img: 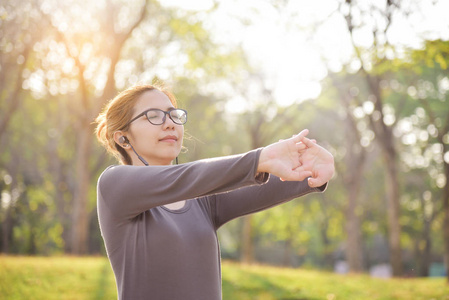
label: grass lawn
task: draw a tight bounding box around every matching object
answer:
[0,255,116,300]
[1,255,448,300]
[222,262,449,300]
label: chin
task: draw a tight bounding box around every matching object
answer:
[164,154,179,164]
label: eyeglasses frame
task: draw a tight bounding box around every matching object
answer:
[124,108,188,127]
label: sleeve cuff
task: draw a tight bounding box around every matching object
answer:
[255,172,270,184]
[315,182,328,192]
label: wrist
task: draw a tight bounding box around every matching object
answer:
[257,147,272,173]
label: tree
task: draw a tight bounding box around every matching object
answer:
[0,0,46,253]
[33,0,240,254]
[396,39,449,280]
[0,0,253,255]
[0,1,37,139]
[235,74,283,264]
[36,0,150,254]
[328,73,368,272]
[335,0,407,276]
[226,73,322,264]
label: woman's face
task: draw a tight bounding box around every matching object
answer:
[126,89,184,166]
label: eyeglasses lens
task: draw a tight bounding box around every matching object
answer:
[146,109,187,125]
[170,110,187,124]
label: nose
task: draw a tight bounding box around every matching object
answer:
[162,113,176,129]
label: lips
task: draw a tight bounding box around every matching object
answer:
[159,135,178,142]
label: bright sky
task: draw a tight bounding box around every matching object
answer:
[161,0,449,110]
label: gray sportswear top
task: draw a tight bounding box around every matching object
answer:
[97,149,326,300]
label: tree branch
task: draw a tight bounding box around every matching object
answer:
[0,47,30,139]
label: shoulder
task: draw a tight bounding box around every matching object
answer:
[97,165,127,188]
[98,165,118,180]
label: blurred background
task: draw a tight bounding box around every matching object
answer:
[1,0,448,280]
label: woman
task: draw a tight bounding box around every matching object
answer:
[95,84,334,300]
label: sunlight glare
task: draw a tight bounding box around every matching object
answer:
[162,0,331,107]
[225,95,248,114]
[161,0,214,11]
[1,191,11,210]
[159,0,449,109]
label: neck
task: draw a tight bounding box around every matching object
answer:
[131,156,177,166]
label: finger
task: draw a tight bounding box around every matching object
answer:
[301,136,317,148]
[296,137,316,147]
[297,170,313,181]
[279,167,312,182]
[292,166,313,181]
[296,138,316,152]
[291,129,309,144]
[296,142,307,151]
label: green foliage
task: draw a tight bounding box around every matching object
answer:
[1,0,449,277]
[0,0,251,255]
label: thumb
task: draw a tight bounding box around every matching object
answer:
[308,177,321,188]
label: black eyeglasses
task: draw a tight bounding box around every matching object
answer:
[125,108,188,127]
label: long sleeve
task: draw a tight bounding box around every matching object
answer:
[209,175,327,229]
[97,149,268,220]
[96,147,328,300]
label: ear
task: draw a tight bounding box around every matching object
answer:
[113,131,128,148]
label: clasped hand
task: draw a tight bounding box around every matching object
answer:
[258,129,335,187]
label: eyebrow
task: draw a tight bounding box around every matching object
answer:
[130,107,176,121]
[144,106,175,111]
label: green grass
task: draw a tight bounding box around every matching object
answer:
[222,262,449,300]
[0,256,116,300]
[1,256,448,300]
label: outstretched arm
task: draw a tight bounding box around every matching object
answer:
[257,129,334,187]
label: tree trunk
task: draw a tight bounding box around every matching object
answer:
[418,84,449,282]
[319,194,333,269]
[340,0,403,276]
[240,215,254,264]
[0,47,29,140]
[1,205,12,253]
[1,164,20,253]
[320,220,333,269]
[54,152,71,252]
[282,238,293,267]
[364,74,403,277]
[334,77,366,273]
[418,220,431,277]
[70,124,93,254]
[443,158,449,283]
[346,183,364,272]
[239,113,268,264]
[383,150,403,276]
[344,116,365,272]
